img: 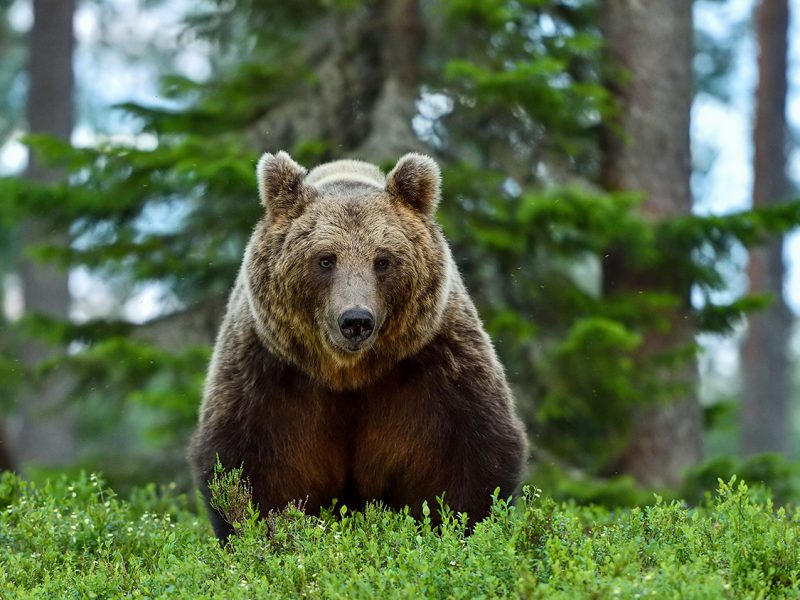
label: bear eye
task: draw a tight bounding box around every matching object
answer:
[375,257,391,272]
[319,254,336,270]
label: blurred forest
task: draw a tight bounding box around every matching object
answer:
[1,0,799,504]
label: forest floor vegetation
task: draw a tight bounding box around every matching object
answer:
[1,470,798,598]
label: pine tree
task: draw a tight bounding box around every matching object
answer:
[742,0,793,456]
[11,0,77,467]
[598,0,701,485]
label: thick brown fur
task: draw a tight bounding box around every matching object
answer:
[188,152,527,541]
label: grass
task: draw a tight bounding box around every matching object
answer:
[1,470,799,598]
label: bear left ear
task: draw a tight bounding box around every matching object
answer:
[256,151,310,218]
[385,153,441,217]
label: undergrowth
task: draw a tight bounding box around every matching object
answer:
[1,470,798,598]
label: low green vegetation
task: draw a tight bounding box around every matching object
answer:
[1,471,798,598]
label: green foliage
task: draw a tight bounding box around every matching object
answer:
[0,133,258,299]
[4,310,210,488]
[682,454,800,506]
[536,318,645,468]
[6,87,800,481]
[208,457,260,538]
[529,461,667,508]
[531,452,800,510]
[435,0,608,172]
[2,471,800,596]
[441,160,800,468]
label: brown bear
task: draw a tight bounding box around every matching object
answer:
[188,151,527,540]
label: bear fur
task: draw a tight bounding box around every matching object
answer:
[188,151,527,540]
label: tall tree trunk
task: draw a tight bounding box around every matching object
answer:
[10,0,77,466]
[354,0,425,160]
[599,0,702,486]
[252,0,425,161]
[742,0,792,456]
[0,2,18,474]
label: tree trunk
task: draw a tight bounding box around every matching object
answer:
[0,4,18,474]
[10,0,77,467]
[251,0,425,162]
[599,0,702,486]
[354,0,425,160]
[741,0,792,456]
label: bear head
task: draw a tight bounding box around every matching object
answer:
[243,151,453,391]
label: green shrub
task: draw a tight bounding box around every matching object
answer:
[527,461,671,509]
[682,453,800,506]
[1,471,799,597]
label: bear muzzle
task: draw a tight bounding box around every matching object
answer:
[338,308,375,344]
[325,305,379,354]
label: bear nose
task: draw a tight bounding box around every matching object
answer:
[338,308,375,342]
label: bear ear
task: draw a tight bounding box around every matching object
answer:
[385,153,441,217]
[256,151,310,217]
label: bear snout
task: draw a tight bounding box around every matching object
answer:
[337,308,375,346]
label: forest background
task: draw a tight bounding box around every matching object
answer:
[1,0,800,507]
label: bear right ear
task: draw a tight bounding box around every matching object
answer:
[386,153,441,217]
[256,151,310,218]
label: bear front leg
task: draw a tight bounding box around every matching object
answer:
[188,432,237,543]
[355,373,527,529]
[434,421,527,527]
[205,495,236,542]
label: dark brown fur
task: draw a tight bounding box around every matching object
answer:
[188,152,527,540]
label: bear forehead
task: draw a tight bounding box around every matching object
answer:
[312,179,385,200]
[283,186,428,251]
[307,183,408,225]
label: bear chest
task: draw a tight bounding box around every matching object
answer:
[247,365,449,511]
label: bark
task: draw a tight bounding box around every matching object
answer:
[600,0,702,486]
[10,0,77,467]
[0,11,15,473]
[251,0,426,162]
[354,0,426,160]
[742,0,792,456]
